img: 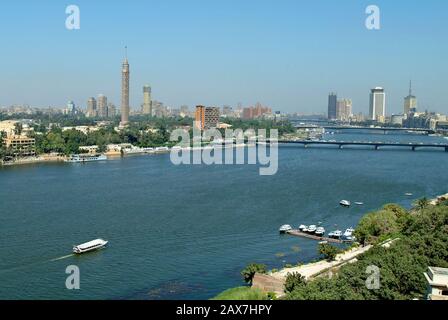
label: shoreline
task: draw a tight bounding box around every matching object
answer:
[0,143,254,168]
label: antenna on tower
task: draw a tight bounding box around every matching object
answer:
[409,80,412,96]
[124,45,128,61]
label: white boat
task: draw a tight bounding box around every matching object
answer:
[355,202,364,205]
[298,224,307,231]
[343,228,355,238]
[405,193,413,196]
[73,238,108,254]
[155,146,169,153]
[315,227,325,236]
[65,154,107,163]
[307,225,317,233]
[143,147,154,153]
[329,230,342,239]
[340,200,351,207]
[279,224,292,234]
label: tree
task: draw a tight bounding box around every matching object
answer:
[241,263,267,285]
[354,210,400,245]
[318,243,341,262]
[414,197,430,211]
[284,272,306,293]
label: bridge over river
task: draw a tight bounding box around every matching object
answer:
[264,140,448,152]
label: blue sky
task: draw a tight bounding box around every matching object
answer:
[0,0,447,114]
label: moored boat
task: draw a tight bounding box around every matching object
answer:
[279,224,292,234]
[307,225,317,234]
[73,238,108,254]
[329,230,342,239]
[315,227,325,236]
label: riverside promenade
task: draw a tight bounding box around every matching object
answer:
[252,239,399,297]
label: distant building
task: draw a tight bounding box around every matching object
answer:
[142,85,152,115]
[424,266,448,300]
[327,93,337,120]
[369,87,386,122]
[336,99,352,122]
[108,103,117,118]
[87,97,97,118]
[242,104,272,120]
[390,114,405,126]
[97,94,108,118]
[404,81,417,115]
[65,101,76,115]
[195,105,220,130]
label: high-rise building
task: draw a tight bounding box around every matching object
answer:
[97,94,108,118]
[336,99,352,121]
[87,97,97,118]
[142,85,152,115]
[404,81,417,115]
[66,101,76,115]
[120,47,130,127]
[328,93,337,120]
[108,103,116,118]
[195,106,220,130]
[369,87,386,121]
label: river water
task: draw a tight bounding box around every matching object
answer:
[0,131,447,299]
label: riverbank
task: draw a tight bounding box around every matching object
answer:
[213,194,448,300]
[0,143,253,167]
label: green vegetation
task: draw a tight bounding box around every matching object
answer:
[286,201,448,300]
[212,287,268,300]
[284,272,306,293]
[212,287,272,301]
[222,119,296,137]
[318,243,341,262]
[241,263,267,285]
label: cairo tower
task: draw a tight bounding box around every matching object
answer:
[120,47,130,127]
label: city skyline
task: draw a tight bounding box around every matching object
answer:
[0,1,447,114]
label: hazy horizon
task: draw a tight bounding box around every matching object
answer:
[1,0,447,115]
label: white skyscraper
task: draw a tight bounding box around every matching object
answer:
[369,87,386,122]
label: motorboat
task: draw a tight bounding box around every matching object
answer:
[329,230,342,239]
[343,228,355,238]
[279,225,292,234]
[315,227,325,236]
[73,239,108,254]
[354,202,364,205]
[298,224,307,231]
[340,200,351,207]
[405,193,413,196]
[307,225,317,234]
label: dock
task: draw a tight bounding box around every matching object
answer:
[286,230,352,244]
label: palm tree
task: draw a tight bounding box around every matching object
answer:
[415,197,430,210]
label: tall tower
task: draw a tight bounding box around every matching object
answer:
[120,46,130,126]
[142,85,152,115]
[404,80,417,115]
[327,93,337,120]
[369,87,386,122]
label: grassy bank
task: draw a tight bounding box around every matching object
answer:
[211,287,268,300]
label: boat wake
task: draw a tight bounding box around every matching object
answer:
[50,254,74,262]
